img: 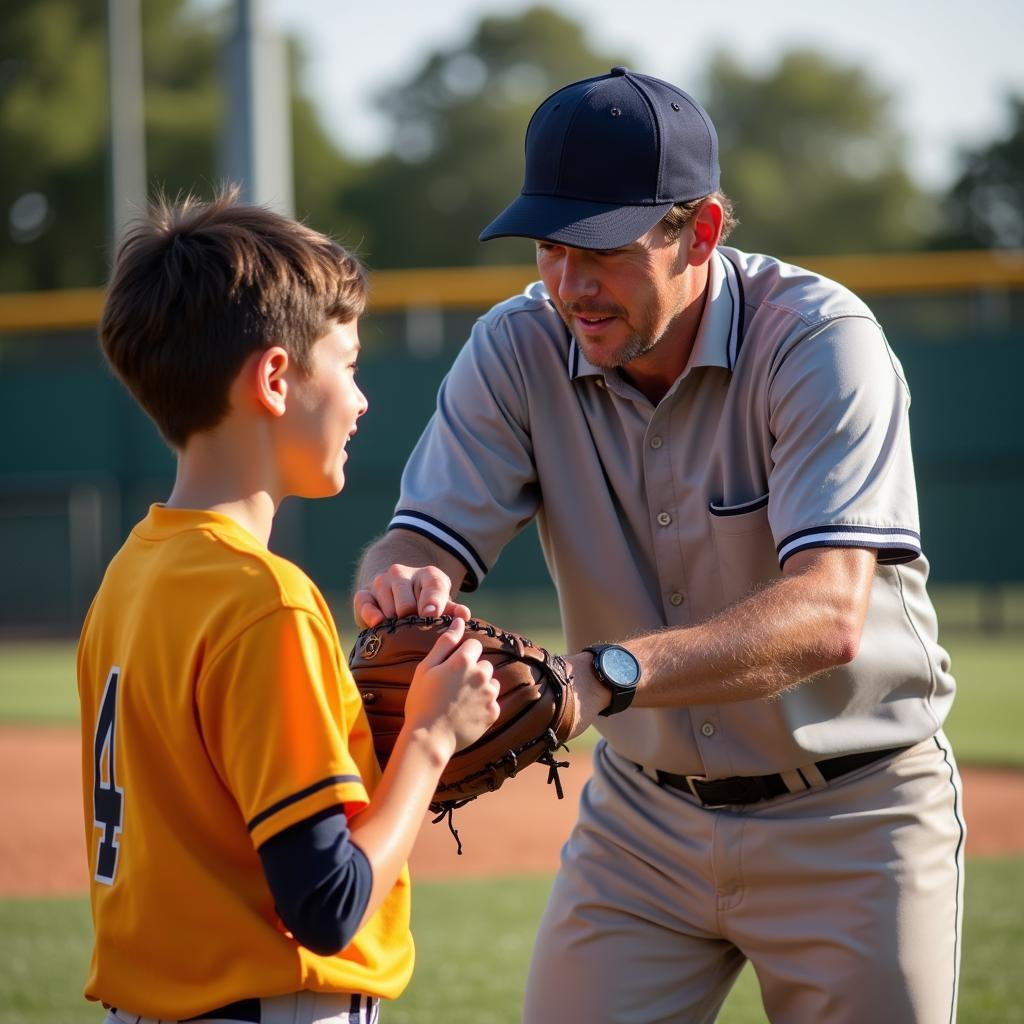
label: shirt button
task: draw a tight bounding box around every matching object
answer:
[650,436,663,449]
[657,511,672,526]
[669,592,684,606]
[701,722,716,738]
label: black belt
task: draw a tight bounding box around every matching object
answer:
[182,1000,261,1022]
[110,1001,261,1024]
[650,745,911,807]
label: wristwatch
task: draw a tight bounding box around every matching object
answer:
[584,644,641,717]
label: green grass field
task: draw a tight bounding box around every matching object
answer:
[4,633,1021,765]
[2,860,1022,1024]
[2,624,1021,1021]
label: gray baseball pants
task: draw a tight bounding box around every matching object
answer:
[524,734,965,1024]
[104,991,379,1024]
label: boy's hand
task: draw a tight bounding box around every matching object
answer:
[403,617,500,758]
[353,563,470,628]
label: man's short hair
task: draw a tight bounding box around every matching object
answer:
[100,185,367,448]
[660,191,738,244]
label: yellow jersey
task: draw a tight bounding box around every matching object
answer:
[77,505,413,1019]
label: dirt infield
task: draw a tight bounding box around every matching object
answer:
[2,726,1021,896]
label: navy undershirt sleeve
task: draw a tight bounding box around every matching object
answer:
[257,806,373,956]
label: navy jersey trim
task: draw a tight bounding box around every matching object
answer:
[777,524,921,568]
[709,493,769,517]
[387,511,487,591]
[721,252,747,367]
[247,775,363,832]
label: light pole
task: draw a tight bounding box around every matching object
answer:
[106,0,147,249]
[222,0,295,215]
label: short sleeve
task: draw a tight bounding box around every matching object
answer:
[766,316,922,567]
[198,608,370,849]
[389,316,541,590]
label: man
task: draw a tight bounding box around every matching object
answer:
[355,68,964,1023]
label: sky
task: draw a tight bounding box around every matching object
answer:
[263,0,1024,191]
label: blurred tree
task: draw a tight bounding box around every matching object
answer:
[701,50,934,257]
[290,36,366,249]
[931,94,1024,250]
[1,0,109,289]
[0,0,358,292]
[339,6,628,268]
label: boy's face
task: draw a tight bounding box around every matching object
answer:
[279,319,367,498]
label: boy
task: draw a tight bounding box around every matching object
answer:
[78,188,499,1024]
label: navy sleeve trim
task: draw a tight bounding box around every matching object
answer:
[247,774,363,832]
[387,510,487,591]
[777,524,921,568]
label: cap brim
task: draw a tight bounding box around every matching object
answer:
[479,194,673,249]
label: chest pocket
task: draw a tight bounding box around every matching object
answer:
[708,495,782,604]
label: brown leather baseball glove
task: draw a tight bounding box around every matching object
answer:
[349,615,576,835]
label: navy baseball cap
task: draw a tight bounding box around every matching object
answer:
[480,67,719,250]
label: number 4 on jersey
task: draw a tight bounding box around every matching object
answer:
[93,667,124,884]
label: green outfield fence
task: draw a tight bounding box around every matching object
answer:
[1,250,1023,634]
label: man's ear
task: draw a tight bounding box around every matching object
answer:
[686,197,724,266]
[254,346,290,417]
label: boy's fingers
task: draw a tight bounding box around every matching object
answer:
[422,616,466,667]
[456,637,483,665]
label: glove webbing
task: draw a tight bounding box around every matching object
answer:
[430,730,571,854]
[431,805,467,856]
[538,729,571,799]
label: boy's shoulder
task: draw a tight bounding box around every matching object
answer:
[115,506,336,637]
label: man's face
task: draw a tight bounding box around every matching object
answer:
[535,224,695,370]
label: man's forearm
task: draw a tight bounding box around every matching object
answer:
[621,547,875,709]
[355,530,467,594]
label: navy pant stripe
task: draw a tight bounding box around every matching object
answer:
[933,733,965,1024]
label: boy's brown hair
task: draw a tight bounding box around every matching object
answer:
[100,186,367,447]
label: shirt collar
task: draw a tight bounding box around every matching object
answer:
[566,248,745,381]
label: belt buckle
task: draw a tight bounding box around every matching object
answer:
[684,774,728,809]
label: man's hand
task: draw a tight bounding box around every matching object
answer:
[353,562,471,628]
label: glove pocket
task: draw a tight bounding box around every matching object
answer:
[354,677,410,715]
[354,678,410,769]
[442,665,560,786]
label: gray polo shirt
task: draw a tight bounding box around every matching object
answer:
[389,246,955,776]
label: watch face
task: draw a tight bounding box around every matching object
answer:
[600,646,640,687]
